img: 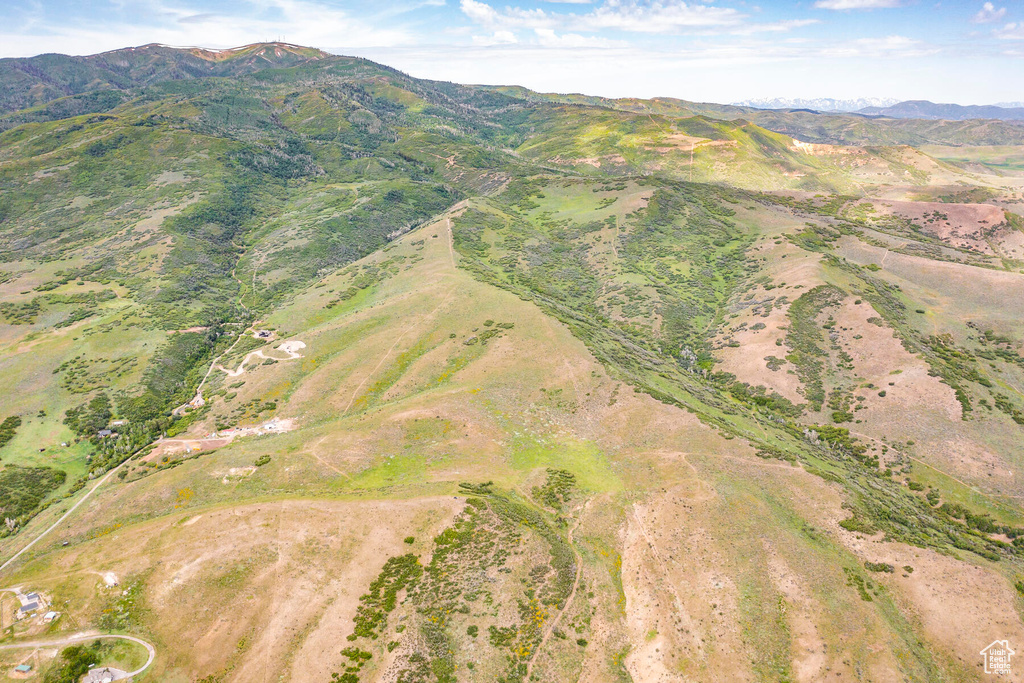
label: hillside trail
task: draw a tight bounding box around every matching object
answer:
[180,329,249,412]
[173,253,257,413]
[525,497,591,681]
[304,434,352,479]
[173,246,285,411]
[627,504,698,656]
[446,216,456,269]
[341,212,460,416]
[848,429,1024,503]
[0,457,134,575]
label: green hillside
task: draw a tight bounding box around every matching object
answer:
[484,86,1024,147]
[1,43,1023,683]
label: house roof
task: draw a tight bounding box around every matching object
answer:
[15,664,31,672]
[20,602,39,612]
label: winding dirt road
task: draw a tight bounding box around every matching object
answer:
[217,340,305,377]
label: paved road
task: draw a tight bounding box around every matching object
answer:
[0,631,155,679]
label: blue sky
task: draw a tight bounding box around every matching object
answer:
[2,0,1022,104]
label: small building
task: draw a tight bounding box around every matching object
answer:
[43,611,59,622]
[17,602,38,617]
[14,664,31,673]
[255,329,272,338]
[98,429,112,437]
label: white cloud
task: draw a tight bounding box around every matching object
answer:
[0,0,412,56]
[472,29,519,45]
[814,0,901,9]
[577,1,746,32]
[972,2,1006,23]
[728,19,820,36]
[460,0,500,25]
[821,34,936,57]
[533,28,625,46]
[353,38,1017,105]
[995,22,1024,39]
[459,0,747,36]
[459,0,554,29]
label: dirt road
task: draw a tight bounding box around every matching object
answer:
[217,339,305,377]
[0,459,129,575]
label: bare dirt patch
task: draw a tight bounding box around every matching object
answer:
[839,529,1024,679]
[832,296,961,422]
[715,235,826,404]
[146,418,297,461]
[837,236,1024,330]
[30,498,463,682]
[864,199,1005,254]
[153,170,188,185]
[790,139,861,157]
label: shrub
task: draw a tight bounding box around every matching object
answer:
[0,415,21,449]
[43,642,101,683]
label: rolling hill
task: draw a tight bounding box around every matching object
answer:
[859,100,1024,122]
[486,87,1024,147]
[0,43,1023,682]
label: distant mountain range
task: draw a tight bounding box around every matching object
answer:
[3,43,1024,149]
[733,97,898,112]
[735,97,1024,122]
[858,100,1024,121]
